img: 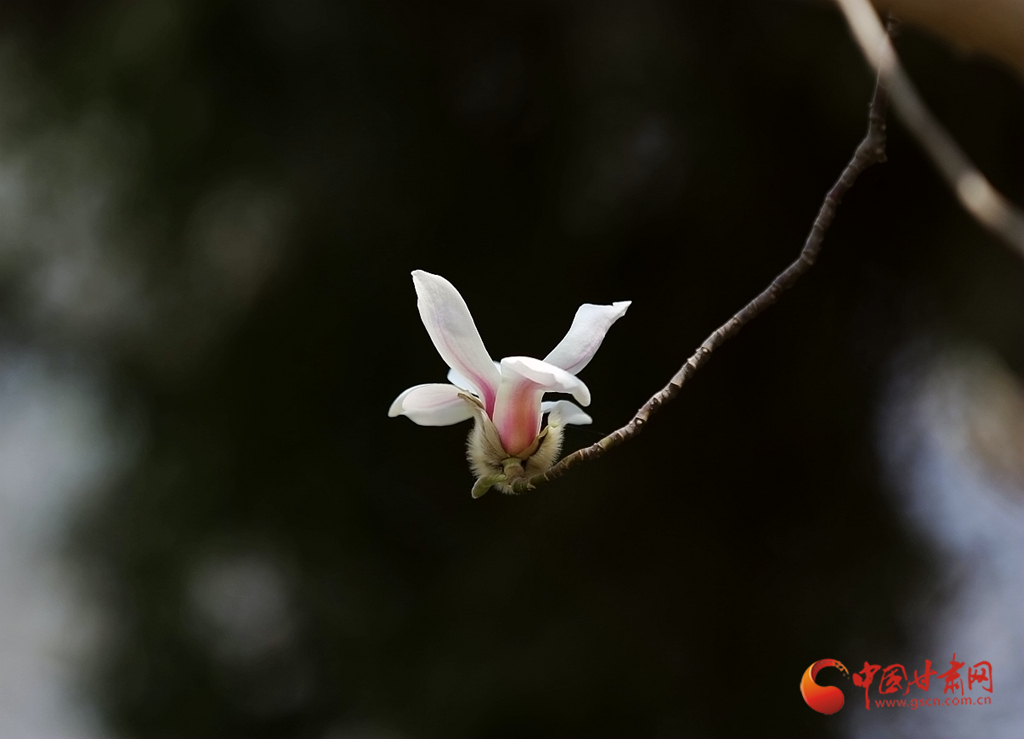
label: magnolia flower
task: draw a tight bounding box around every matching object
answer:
[389,270,630,497]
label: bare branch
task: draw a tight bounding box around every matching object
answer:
[837,0,1024,254]
[510,37,893,494]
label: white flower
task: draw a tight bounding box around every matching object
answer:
[389,270,630,497]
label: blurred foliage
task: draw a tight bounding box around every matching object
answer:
[0,0,1020,736]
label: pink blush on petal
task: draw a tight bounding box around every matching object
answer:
[494,382,542,456]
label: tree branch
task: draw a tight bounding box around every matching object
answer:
[511,35,893,494]
[837,0,1024,254]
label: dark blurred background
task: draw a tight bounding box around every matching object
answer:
[0,1,1019,737]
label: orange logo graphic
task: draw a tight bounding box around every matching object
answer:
[801,659,850,714]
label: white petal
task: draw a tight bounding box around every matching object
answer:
[490,356,591,457]
[544,301,631,375]
[412,270,501,411]
[388,383,476,426]
[541,400,593,426]
[447,361,501,394]
[501,356,591,406]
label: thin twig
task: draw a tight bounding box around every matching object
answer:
[511,39,893,493]
[836,0,1024,254]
